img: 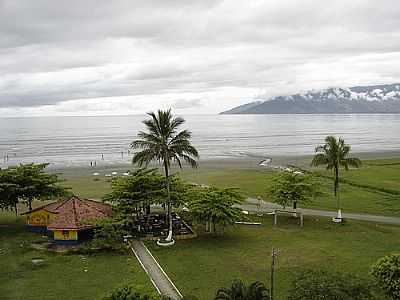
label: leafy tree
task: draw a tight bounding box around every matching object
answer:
[131,109,199,242]
[215,279,270,300]
[287,269,373,300]
[103,168,190,221]
[268,170,320,209]
[103,168,165,218]
[0,168,19,215]
[371,254,400,299]
[0,163,67,211]
[311,136,361,219]
[187,186,244,235]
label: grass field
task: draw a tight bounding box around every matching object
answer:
[148,215,399,300]
[0,211,154,300]
[62,157,400,216]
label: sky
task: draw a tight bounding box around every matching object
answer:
[1,0,400,116]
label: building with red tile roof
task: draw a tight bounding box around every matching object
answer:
[22,196,113,244]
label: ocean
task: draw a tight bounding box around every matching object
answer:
[1,114,399,168]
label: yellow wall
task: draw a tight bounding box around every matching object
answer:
[53,230,78,241]
[26,209,56,226]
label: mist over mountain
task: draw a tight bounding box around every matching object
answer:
[221,83,400,114]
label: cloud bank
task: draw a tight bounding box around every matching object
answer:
[1,0,400,116]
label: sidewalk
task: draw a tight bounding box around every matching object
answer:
[129,240,182,300]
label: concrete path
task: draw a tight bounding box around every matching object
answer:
[129,240,182,300]
[240,198,400,225]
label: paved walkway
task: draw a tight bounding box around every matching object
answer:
[240,198,400,225]
[129,240,182,300]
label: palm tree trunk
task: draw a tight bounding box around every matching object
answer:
[28,198,33,211]
[334,166,341,219]
[164,161,173,242]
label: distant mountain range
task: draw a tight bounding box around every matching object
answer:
[221,83,400,114]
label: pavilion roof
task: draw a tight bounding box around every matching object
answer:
[23,196,113,230]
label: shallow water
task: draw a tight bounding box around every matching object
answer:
[1,114,399,168]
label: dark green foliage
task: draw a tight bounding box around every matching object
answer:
[371,254,400,299]
[103,168,190,220]
[311,136,361,210]
[287,269,374,300]
[0,163,68,211]
[187,186,244,234]
[103,168,165,218]
[90,220,128,250]
[268,170,320,209]
[214,279,270,300]
[101,284,158,300]
[0,170,19,213]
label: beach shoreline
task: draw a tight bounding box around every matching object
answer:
[49,149,400,178]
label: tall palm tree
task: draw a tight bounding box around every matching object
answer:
[131,109,199,242]
[311,136,361,220]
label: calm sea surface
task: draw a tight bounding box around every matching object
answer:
[0,114,399,168]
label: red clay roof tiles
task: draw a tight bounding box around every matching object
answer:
[26,196,113,231]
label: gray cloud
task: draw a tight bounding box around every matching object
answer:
[172,99,203,109]
[1,0,400,115]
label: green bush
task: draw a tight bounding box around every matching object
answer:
[90,222,128,251]
[101,284,158,300]
[287,269,374,300]
[371,254,400,299]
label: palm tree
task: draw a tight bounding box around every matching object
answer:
[131,109,199,242]
[215,279,270,300]
[311,136,361,220]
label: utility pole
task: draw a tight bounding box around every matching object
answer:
[270,248,278,300]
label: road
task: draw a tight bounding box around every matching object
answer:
[240,198,400,225]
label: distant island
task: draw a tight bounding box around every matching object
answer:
[221,83,400,114]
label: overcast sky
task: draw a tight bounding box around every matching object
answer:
[1,0,400,116]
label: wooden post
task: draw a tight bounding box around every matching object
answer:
[274,211,277,226]
[270,248,278,300]
[300,213,303,227]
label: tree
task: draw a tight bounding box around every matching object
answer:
[287,269,373,300]
[215,279,270,300]
[268,170,319,210]
[131,109,199,243]
[103,168,190,222]
[311,136,361,220]
[0,163,67,211]
[103,168,166,218]
[371,254,400,299]
[187,186,244,235]
[0,168,19,215]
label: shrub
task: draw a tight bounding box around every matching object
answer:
[287,269,373,300]
[90,222,128,251]
[215,279,270,300]
[101,284,158,300]
[371,254,400,299]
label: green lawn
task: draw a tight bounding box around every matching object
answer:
[0,211,154,300]
[61,157,400,216]
[148,215,399,300]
